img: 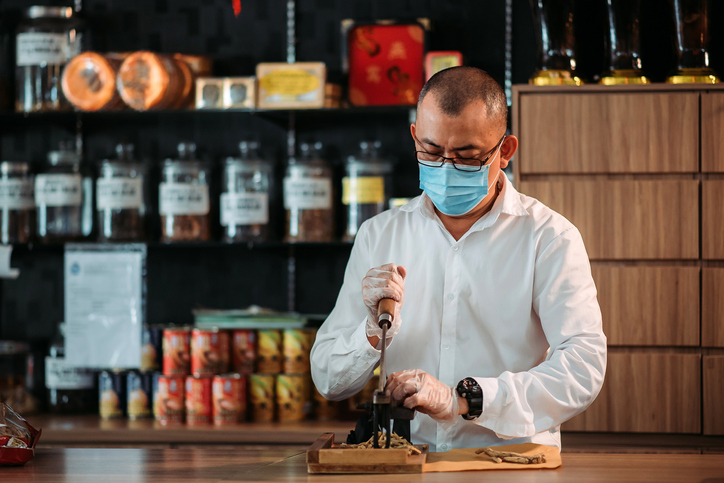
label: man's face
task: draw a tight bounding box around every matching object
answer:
[410,94,517,218]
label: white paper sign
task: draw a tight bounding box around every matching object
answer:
[221,192,268,225]
[45,357,95,389]
[97,178,143,210]
[283,178,332,210]
[35,174,82,207]
[64,246,144,368]
[16,32,68,66]
[0,179,35,210]
[159,183,209,215]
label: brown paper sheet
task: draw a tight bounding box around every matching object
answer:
[423,443,561,473]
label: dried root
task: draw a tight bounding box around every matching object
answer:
[340,432,421,456]
[475,447,546,464]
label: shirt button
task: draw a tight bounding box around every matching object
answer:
[447,293,455,301]
[452,245,459,251]
[440,444,449,451]
[443,344,450,350]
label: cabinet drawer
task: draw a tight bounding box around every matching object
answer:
[592,265,699,346]
[518,93,699,174]
[702,180,724,259]
[704,356,724,435]
[563,353,701,433]
[520,180,699,259]
[702,93,724,173]
[702,268,724,348]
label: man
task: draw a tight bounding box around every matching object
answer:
[310,66,606,451]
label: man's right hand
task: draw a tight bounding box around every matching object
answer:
[362,263,407,347]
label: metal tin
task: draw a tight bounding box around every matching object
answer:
[231,329,256,375]
[256,330,282,374]
[141,325,163,372]
[153,374,185,424]
[212,373,245,425]
[162,327,190,376]
[99,370,125,419]
[276,374,305,422]
[248,374,275,422]
[185,375,212,425]
[126,370,152,420]
[282,329,310,374]
[191,328,227,377]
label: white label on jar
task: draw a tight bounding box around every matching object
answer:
[45,357,95,390]
[35,174,82,207]
[159,183,209,215]
[0,179,35,210]
[283,178,332,210]
[221,192,268,226]
[16,32,68,66]
[96,178,143,210]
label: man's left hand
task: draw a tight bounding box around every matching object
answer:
[386,369,460,423]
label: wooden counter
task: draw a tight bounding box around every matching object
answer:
[4,448,724,482]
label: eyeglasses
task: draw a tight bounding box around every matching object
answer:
[415,134,506,172]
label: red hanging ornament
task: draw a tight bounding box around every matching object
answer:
[232,0,241,17]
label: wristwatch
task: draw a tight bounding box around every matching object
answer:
[456,377,483,420]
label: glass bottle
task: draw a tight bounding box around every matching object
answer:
[222,141,273,243]
[45,323,97,414]
[528,0,583,86]
[600,0,650,85]
[159,142,212,242]
[15,6,83,112]
[36,143,92,242]
[284,142,334,243]
[0,161,35,244]
[343,141,392,241]
[667,0,720,84]
[96,144,148,242]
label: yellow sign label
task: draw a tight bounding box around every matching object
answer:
[259,69,320,97]
[342,176,384,205]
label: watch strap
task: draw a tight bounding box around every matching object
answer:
[456,377,483,420]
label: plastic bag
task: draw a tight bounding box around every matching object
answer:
[0,402,41,466]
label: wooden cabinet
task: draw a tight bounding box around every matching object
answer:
[703,356,724,435]
[702,180,724,260]
[702,93,724,173]
[519,180,699,260]
[562,353,701,433]
[592,266,699,346]
[518,93,699,174]
[702,268,724,348]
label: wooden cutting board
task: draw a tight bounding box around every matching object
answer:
[306,433,428,474]
[423,443,562,472]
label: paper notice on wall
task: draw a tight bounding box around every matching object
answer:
[64,244,145,369]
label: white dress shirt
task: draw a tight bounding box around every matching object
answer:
[310,174,607,451]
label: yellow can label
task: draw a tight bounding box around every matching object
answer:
[259,69,320,97]
[342,176,384,205]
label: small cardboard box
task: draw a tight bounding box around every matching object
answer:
[195,77,224,109]
[223,77,256,109]
[256,62,326,109]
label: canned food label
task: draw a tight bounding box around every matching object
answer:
[35,174,82,207]
[97,178,143,210]
[159,183,209,215]
[0,179,34,210]
[44,357,94,390]
[220,192,268,226]
[16,32,69,66]
[342,176,384,205]
[283,178,332,210]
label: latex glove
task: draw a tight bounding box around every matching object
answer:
[386,369,459,423]
[362,263,407,340]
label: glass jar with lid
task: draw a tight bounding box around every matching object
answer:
[343,141,392,241]
[221,141,273,243]
[16,6,83,112]
[46,323,97,414]
[35,143,93,242]
[0,161,35,244]
[159,142,211,242]
[96,143,148,242]
[284,142,334,242]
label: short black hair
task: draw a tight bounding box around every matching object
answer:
[417,66,507,132]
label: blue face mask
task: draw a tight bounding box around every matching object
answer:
[418,145,502,216]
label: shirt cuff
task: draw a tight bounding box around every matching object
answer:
[355,316,383,360]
